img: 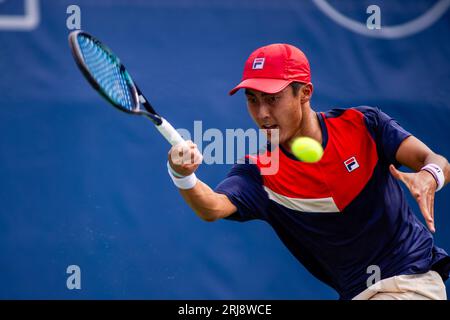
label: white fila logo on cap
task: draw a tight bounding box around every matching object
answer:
[252,58,265,69]
[344,156,359,172]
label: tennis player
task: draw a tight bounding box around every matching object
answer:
[167,43,450,300]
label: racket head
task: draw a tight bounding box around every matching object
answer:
[69,30,142,115]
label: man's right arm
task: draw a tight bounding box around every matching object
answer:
[168,141,237,222]
[178,180,237,222]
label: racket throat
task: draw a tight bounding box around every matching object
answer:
[138,95,147,104]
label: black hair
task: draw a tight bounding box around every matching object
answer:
[290,82,304,97]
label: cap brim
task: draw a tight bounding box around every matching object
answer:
[229,78,292,96]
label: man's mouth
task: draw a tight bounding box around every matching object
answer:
[262,124,279,130]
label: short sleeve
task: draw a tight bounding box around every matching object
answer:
[214,163,269,222]
[355,106,411,167]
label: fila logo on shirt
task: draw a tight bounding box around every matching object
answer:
[252,58,265,69]
[344,156,360,172]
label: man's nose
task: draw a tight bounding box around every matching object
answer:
[257,103,271,120]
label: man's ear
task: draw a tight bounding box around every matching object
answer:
[301,83,314,103]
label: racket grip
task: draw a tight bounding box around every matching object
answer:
[156,117,186,146]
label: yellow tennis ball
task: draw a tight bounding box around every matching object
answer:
[291,137,323,163]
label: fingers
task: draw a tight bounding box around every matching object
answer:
[416,189,436,233]
[392,166,437,233]
[414,171,437,233]
[183,141,203,165]
[389,164,404,183]
[390,164,412,190]
[189,141,203,165]
[416,194,435,233]
[168,140,203,176]
[430,192,435,233]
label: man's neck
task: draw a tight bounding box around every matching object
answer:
[282,105,323,152]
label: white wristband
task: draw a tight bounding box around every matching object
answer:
[167,161,198,190]
[421,163,445,192]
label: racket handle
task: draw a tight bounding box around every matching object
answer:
[156,117,186,146]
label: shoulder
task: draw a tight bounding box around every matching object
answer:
[324,105,381,119]
[323,106,392,130]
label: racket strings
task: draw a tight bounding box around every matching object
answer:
[78,35,134,110]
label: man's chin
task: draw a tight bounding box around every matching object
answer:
[263,129,281,144]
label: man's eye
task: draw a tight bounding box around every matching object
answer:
[247,97,256,103]
[267,96,279,104]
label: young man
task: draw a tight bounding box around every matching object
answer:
[167,44,450,300]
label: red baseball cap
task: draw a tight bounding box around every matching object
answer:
[229,43,311,95]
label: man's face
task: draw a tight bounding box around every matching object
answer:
[245,86,302,145]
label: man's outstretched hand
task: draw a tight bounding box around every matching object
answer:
[389,164,437,233]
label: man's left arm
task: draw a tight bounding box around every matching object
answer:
[389,135,450,233]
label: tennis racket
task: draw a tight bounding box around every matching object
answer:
[68,30,186,147]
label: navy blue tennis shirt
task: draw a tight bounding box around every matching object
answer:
[214,106,450,300]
